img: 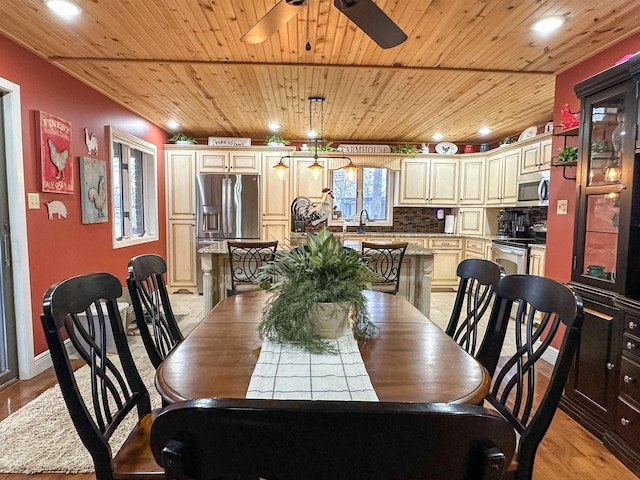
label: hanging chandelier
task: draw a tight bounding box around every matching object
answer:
[273,157,289,180]
[307,96,325,180]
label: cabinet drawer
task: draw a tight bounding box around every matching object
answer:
[429,238,462,249]
[626,315,640,334]
[623,333,640,357]
[620,355,640,402]
[615,398,640,448]
[465,239,484,253]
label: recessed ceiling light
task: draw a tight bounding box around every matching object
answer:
[531,16,565,33]
[268,122,280,131]
[167,121,180,129]
[45,0,82,17]
[432,133,444,141]
[478,127,492,135]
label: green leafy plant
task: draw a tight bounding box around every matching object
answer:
[557,146,578,163]
[257,228,378,353]
[499,137,516,146]
[591,139,611,153]
[391,144,420,154]
[310,140,336,152]
[265,134,290,145]
[168,133,197,144]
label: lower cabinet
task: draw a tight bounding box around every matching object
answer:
[167,220,197,290]
[428,237,462,289]
[527,245,546,276]
[262,221,289,245]
[464,238,485,260]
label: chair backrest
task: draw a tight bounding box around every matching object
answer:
[483,274,584,480]
[445,259,505,366]
[227,240,278,295]
[41,272,151,480]
[127,254,183,369]
[361,241,409,293]
[151,398,516,480]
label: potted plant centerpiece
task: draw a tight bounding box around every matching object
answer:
[265,134,290,147]
[257,228,378,353]
[169,133,197,145]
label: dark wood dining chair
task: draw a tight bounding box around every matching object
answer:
[127,254,183,369]
[227,240,278,296]
[482,274,584,480]
[361,241,409,294]
[445,258,505,369]
[41,272,163,480]
[151,398,516,480]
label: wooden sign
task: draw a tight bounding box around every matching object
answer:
[337,144,391,153]
[38,111,73,194]
[208,137,252,147]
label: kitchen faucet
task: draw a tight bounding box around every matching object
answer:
[357,209,369,234]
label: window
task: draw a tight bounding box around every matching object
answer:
[109,127,158,248]
[331,167,393,226]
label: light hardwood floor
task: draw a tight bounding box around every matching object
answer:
[0,292,637,480]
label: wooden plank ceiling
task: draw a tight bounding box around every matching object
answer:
[1,0,639,144]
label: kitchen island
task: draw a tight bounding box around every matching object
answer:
[198,240,435,316]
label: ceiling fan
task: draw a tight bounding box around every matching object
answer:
[241,0,407,49]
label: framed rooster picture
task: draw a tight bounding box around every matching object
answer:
[79,157,108,224]
[37,111,73,194]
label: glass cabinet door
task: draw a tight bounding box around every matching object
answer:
[574,77,635,292]
[587,94,626,186]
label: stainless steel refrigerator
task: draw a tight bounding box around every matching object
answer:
[195,173,260,293]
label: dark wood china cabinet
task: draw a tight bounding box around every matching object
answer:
[561,52,640,476]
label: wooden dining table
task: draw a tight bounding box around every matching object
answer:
[155,290,491,405]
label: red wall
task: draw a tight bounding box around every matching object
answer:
[0,34,168,356]
[547,34,640,348]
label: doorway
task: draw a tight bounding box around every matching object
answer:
[0,92,18,386]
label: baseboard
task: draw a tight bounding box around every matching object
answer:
[32,339,76,377]
[540,343,559,365]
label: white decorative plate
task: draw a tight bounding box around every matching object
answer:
[518,126,538,141]
[435,142,458,154]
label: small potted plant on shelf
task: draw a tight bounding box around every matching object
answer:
[257,228,379,354]
[557,146,578,163]
[391,144,421,154]
[499,137,516,147]
[265,134,290,147]
[168,133,197,145]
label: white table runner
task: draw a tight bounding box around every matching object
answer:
[246,333,378,401]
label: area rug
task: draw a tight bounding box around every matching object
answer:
[0,355,159,474]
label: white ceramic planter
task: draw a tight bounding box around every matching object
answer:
[310,302,351,338]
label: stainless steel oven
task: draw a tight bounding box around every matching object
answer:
[491,240,529,275]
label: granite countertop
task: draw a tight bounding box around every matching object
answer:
[198,239,435,255]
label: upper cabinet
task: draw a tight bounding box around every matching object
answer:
[459,156,485,205]
[485,149,519,206]
[397,157,458,206]
[166,150,196,220]
[292,157,327,203]
[520,137,552,175]
[198,149,261,173]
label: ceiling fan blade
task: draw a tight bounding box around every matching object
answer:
[334,0,407,49]
[241,0,307,44]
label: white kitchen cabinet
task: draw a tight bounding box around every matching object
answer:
[459,156,485,205]
[262,221,289,245]
[528,245,546,277]
[485,150,518,206]
[167,220,197,289]
[465,238,485,260]
[262,153,291,220]
[165,150,197,290]
[292,157,327,203]
[457,208,486,235]
[198,150,261,173]
[166,150,196,220]
[428,237,463,289]
[397,159,430,205]
[397,158,457,206]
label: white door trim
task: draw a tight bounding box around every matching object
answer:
[1,76,36,379]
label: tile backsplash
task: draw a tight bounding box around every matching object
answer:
[329,207,447,234]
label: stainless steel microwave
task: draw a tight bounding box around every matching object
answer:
[516,171,549,207]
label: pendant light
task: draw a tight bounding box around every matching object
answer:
[343,157,357,181]
[307,97,325,180]
[273,157,289,180]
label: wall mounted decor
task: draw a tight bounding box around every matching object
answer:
[79,156,108,224]
[46,200,68,219]
[84,128,98,155]
[37,111,73,194]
